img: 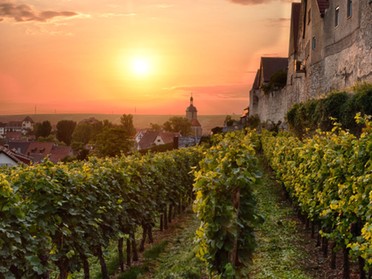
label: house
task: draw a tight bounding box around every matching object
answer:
[288,0,372,101]
[136,130,180,151]
[0,122,6,137]
[22,116,34,131]
[0,146,32,166]
[248,0,372,125]
[7,141,72,163]
[249,57,288,123]
[0,116,34,137]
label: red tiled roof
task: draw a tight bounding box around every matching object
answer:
[7,141,31,154]
[190,118,201,127]
[317,0,329,16]
[49,146,72,163]
[138,131,179,150]
[260,57,288,83]
[0,146,32,165]
[159,132,180,144]
[5,132,23,140]
[26,142,54,157]
[138,131,159,150]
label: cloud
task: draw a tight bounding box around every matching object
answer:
[0,1,78,22]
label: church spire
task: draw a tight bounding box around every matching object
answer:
[190,93,193,105]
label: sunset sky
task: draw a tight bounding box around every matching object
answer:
[0,0,293,115]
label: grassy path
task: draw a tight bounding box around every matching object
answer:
[248,160,315,278]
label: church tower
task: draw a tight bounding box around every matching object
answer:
[186,95,197,121]
[185,94,202,137]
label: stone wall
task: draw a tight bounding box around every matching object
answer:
[251,88,288,124]
[250,1,372,125]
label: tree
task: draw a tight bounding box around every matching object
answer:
[93,127,134,157]
[163,116,192,136]
[120,114,136,137]
[93,115,136,157]
[56,120,76,145]
[149,123,162,132]
[34,121,52,138]
[71,118,103,159]
[224,115,234,127]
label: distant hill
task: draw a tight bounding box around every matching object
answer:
[0,114,238,135]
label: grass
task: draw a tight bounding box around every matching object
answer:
[116,209,206,279]
[248,157,313,279]
[147,212,205,279]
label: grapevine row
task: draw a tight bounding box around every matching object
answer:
[261,115,372,277]
[0,147,202,279]
[193,130,263,278]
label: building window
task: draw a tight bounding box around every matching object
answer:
[347,0,352,18]
[312,36,316,50]
[335,6,340,27]
[308,9,311,24]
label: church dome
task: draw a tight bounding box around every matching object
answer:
[186,104,197,113]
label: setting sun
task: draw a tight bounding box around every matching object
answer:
[130,57,151,77]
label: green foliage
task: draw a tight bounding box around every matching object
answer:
[286,83,372,137]
[56,120,77,146]
[262,70,287,94]
[261,115,372,270]
[224,115,234,127]
[245,114,260,129]
[93,126,134,157]
[71,118,103,158]
[149,123,162,132]
[120,114,136,137]
[316,91,349,130]
[144,212,206,278]
[193,130,263,277]
[163,116,191,136]
[0,147,202,278]
[34,120,52,138]
[143,241,168,260]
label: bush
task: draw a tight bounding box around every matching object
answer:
[286,83,372,137]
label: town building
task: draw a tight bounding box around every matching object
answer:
[6,141,72,164]
[249,0,372,124]
[0,146,32,166]
[135,130,180,151]
[0,116,34,138]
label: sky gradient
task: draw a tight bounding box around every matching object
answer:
[0,0,293,115]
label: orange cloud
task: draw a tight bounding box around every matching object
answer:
[0,1,78,22]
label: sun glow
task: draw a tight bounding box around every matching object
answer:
[130,57,151,77]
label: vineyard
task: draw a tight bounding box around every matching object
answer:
[262,115,372,278]
[0,148,201,279]
[1,116,372,278]
[193,131,263,278]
